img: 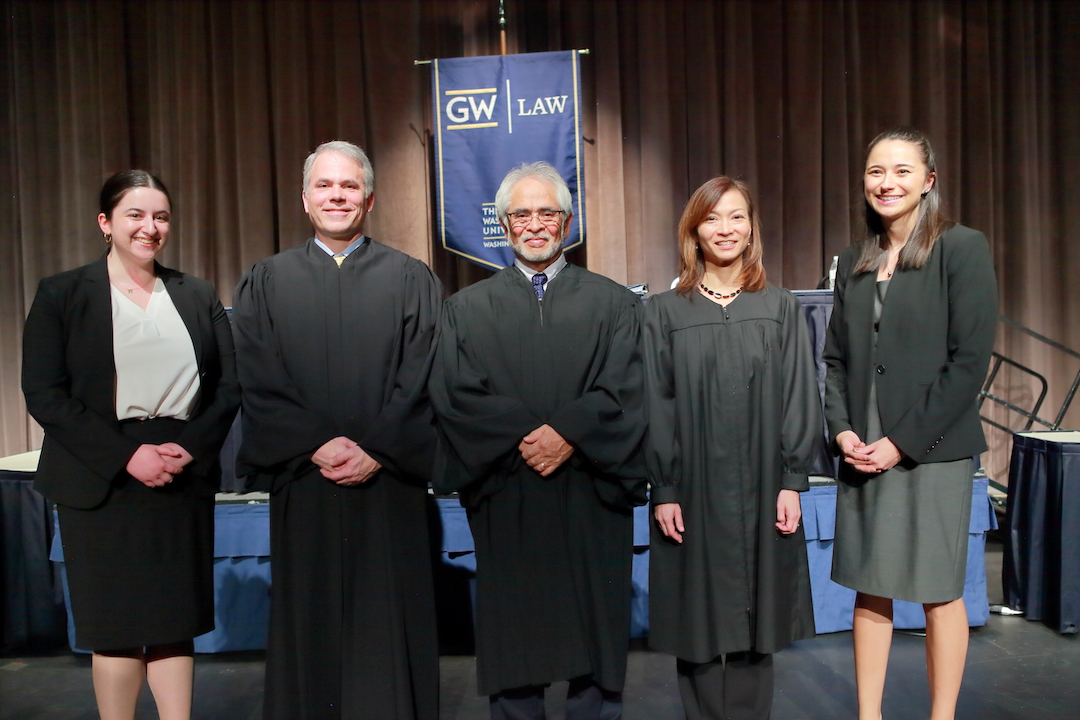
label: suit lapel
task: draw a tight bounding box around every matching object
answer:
[845,267,878,341]
[162,268,205,370]
[82,257,119,407]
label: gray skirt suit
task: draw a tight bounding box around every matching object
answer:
[823,225,997,603]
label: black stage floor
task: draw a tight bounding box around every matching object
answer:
[3,536,1077,720]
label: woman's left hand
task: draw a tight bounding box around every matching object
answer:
[156,442,194,474]
[848,436,903,474]
[776,489,802,534]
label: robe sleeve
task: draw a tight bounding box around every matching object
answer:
[778,291,824,492]
[353,259,443,484]
[885,230,997,458]
[175,280,241,479]
[545,290,647,485]
[22,277,139,482]
[641,295,681,505]
[823,249,855,444]
[232,259,337,485]
[429,297,545,492]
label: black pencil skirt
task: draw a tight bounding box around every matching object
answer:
[57,417,214,651]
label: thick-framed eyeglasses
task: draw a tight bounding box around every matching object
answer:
[508,209,565,227]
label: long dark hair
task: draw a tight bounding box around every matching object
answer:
[675,176,766,296]
[99,170,172,219]
[853,127,952,274]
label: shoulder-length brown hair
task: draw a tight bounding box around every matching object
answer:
[675,176,766,297]
[853,126,953,274]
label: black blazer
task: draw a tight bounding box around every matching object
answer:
[823,224,997,463]
[22,254,240,509]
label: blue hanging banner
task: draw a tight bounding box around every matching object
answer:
[432,50,585,270]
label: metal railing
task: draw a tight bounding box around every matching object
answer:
[979,315,1080,432]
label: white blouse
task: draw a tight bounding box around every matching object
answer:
[112,280,201,421]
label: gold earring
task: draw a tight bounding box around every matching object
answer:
[104,233,112,243]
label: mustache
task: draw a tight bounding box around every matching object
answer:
[519,232,556,242]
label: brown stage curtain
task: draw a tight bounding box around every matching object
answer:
[2,0,1078,483]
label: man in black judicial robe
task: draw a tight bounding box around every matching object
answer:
[430,162,647,720]
[233,141,441,720]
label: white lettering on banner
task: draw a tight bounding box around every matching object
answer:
[481,204,505,239]
[468,95,497,121]
[544,96,568,113]
[444,89,499,129]
[482,240,510,248]
[446,97,470,124]
[516,95,569,116]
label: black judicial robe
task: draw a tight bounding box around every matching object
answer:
[232,238,441,720]
[643,286,820,663]
[430,263,648,696]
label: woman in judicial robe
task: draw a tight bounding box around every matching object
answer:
[22,170,239,720]
[644,176,821,720]
[823,127,997,720]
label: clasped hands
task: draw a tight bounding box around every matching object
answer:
[126,442,193,488]
[836,430,902,474]
[312,436,382,486]
[519,423,573,478]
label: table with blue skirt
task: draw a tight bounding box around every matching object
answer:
[38,474,994,653]
[0,452,66,651]
[437,479,994,639]
[1003,430,1080,634]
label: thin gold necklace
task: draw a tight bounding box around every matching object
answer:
[113,275,156,295]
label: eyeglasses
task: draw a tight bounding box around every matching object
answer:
[508,209,565,227]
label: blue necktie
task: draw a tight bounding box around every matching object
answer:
[532,272,547,300]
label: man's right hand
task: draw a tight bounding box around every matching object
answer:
[313,437,358,470]
[313,436,382,486]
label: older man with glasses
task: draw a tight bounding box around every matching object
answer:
[431,161,648,720]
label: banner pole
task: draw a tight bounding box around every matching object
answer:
[499,0,507,56]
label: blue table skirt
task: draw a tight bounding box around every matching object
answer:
[1004,431,1080,634]
[51,481,992,653]
[1,470,66,651]
[440,480,993,638]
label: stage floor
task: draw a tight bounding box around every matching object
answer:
[3,537,1078,720]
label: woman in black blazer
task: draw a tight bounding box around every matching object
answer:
[22,171,239,720]
[823,127,996,720]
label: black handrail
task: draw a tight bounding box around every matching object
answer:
[979,315,1079,432]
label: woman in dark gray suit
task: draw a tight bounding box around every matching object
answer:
[22,171,239,720]
[823,127,996,720]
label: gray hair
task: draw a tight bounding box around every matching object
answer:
[302,140,374,197]
[494,161,573,228]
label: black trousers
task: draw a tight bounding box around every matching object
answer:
[489,675,623,720]
[676,651,773,720]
